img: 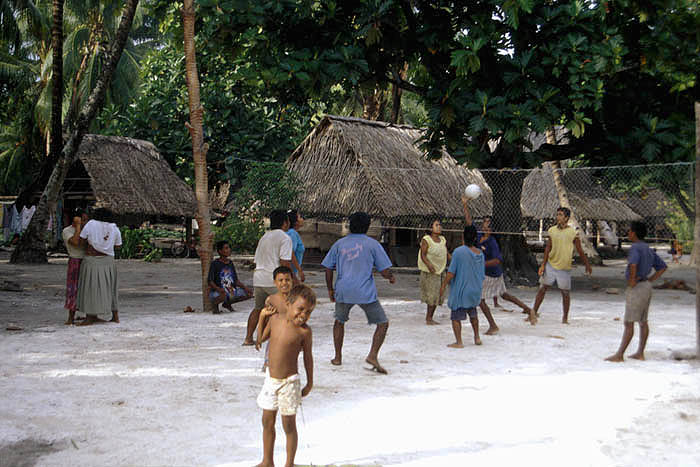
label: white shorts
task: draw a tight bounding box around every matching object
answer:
[481,275,507,300]
[257,371,302,416]
[540,263,571,291]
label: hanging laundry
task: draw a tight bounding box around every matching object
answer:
[20,205,36,231]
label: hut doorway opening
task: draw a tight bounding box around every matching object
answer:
[389,227,418,267]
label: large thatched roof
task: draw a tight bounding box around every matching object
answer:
[521,164,641,222]
[617,188,671,219]
[287,115,492,226]
[76,135,196,217]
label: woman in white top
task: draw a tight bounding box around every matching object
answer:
[76,208,122,325]
[417,219,450,325]
[61,208,89,324]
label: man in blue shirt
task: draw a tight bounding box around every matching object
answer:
[439,225,485,347]
[606,221,667,362]
[322,212,395,374]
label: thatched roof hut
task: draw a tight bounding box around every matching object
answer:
[521,164,641,222]
[617,188,672,220]
[65,135,196,217]
[287,115,492,226]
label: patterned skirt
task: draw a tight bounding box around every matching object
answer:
[420,271,446,306]
[64,258,82,311]
[481,275,507,300]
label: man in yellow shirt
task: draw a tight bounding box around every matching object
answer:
[531,207,592,324]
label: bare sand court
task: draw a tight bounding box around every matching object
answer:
[1,253,699,466]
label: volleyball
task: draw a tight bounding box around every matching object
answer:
[464,184,482,199]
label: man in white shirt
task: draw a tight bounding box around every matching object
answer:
[243,210,293,345]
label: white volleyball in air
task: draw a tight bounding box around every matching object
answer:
[464,184,482,200]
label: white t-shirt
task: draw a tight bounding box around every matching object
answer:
[79,220,122,256]
[62,225,86,259]
[253,229,293,287]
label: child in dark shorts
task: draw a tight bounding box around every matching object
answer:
[440,225,485,347]
[207,241,251,313]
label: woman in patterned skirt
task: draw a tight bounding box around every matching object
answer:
[418,219,450,325]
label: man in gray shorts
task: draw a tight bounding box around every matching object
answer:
[606,221,666,362]
[322,212,395,374]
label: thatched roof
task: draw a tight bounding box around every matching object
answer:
[287,115,492,226]
[617,188,672,219]
[521,164,641,222]
[76,135,196,217]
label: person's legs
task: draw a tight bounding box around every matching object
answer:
[629,321,649,360]
[65,309,76,325]
[244,308,262,345]
[449,319,463,348]
[281,415,298,467]
[332,320,344,365]
[426,305,438,325]
[479,299,498,335]
[561,290,571,324]
[257,409,277,467]
[76,314,106,326]
[110,309,119,323]
[469,315,481,345]
[493,296,500,308]
[502,291,531,313]
[530,285,548,324]
[366,322,389,373]
[606,322,635,362]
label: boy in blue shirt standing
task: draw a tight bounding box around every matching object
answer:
[606,221,667,362]
[322,212,395,374]
[439,225,485,347]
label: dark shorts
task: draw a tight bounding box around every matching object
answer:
[334,301,388,325]
[451,307,477,321]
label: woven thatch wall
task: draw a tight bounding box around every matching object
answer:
[521,164,641,221]
[287,115,492,226]
[77,135,196,217]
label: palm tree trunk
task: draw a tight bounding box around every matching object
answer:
[49,0,64,164]
[183,0,214,313]
[692,101,699,357]
[11,0,141,263]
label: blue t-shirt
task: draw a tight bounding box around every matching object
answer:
[286,228,305,274]
[447,245,485,310]
[626,241,666,281]
[321,234,392,304]
[479,236,503,278]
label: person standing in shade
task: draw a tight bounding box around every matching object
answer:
[243,210,293,345]
[418,219,449,325]
[286,210,306,283]
[76,208,122,325]
[62,208,89,324]
[322,212,395,374]
[531,207,592,324]
[606,221,666,362]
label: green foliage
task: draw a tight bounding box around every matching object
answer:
[663,192,694,252]
[143,247,163,262]
[118,227,180,260]
[214,162,300,253]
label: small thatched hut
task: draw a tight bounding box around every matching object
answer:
[286,115,492,264]
[618,188,674,240]
[520,164,641,222]
[520,164,641,243]
[62,135,196,221]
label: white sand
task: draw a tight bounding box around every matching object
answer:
[1,254,698,466]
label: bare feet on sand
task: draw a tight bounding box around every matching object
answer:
[605,354,624,362]
[528,310,538,325]
[629,353,645,360]
[485,327,499,335]
[330,357,342,366]
[474,337,482,345]
[76,315,106,326]
[242,340,254,346]
[254,462,273,467]
[365,357,387,374]
[447,342,464,348]
[425,319,440,325]
[222,302,234,312]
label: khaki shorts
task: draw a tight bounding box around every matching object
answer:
[624,280,652,322]
[257,371,302,416]
[420,271,445,306]
[254,286,278,310]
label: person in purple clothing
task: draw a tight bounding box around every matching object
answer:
[606,221,667,362]
[322,212,395,374]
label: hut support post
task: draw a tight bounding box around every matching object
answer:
[695,101,699,356]
[539,219,543,242]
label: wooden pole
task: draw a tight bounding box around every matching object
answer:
[695,101,699,356]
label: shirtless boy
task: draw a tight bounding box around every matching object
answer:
[255,284,315,467]
[256,266,293,372]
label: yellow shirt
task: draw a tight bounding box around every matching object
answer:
[417,235,447,274]
[547,225,578,270]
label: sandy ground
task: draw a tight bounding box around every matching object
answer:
[1,251,699,467]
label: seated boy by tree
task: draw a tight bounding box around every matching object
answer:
[207,240,251,314]
[254,284,316,467]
